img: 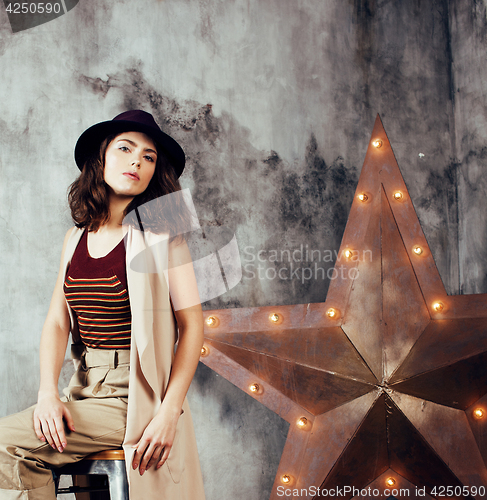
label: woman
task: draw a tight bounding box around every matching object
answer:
[0,110,206,499]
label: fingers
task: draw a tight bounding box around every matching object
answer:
[138,442,157,474]
[156,446,171,470]
[63,407,76,433]
[54,416,68,451]
[33,415,45,442]
[131,413,179,475]
[131,439,147,472]
[33,402,75,452]
[146,445,164,470]
[142,443,168,474]
[132,440,168,475]
[44,417,66,452]
[38,418,56,449]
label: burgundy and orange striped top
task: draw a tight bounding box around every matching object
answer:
[63,230,131,349]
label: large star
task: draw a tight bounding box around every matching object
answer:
[199,116,487,499]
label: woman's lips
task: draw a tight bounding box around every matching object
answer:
[123,172,140,181]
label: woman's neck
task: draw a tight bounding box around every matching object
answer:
[104,193,134,229]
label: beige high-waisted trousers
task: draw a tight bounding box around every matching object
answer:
[0,347,130,500]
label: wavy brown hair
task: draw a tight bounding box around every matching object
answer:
[68,132,192,240]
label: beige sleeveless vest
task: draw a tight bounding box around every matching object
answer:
[63,226,206,500]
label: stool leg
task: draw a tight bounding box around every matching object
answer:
[51,470,60,496]
[72,475,92,500]
[105,461,129,500]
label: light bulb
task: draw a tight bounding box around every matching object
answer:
[413,245,423,255]
[249,383,260,393]
[344,249,354,259]
[372,139,382,148]
[205,316,219,327]
[474,408,484,419]
[393,191,403,201]
[433,302,444,312]
[281,474,291,484]
[326,308,338,319]
[386,477,396,487]
[200,346,209,357]
[269,313,280,323]
[297,417,308,428]
[358,193,368,202]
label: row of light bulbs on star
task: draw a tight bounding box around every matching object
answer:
[203,316,486,418]
[358,187,406,203]
[280,474,398,486]
[358,181,447,315]
[202,313,310,433]
[277,408,485,486]
[200,333,311,430]
[202,315,487,423]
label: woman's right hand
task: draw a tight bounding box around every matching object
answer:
[33,393,76,453]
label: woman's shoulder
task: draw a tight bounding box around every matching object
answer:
[60,226,84,258]
[63,226,83,243]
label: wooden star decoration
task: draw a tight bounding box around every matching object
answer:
[199,115,487,499]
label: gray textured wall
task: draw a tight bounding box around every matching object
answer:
[0,0,486,499]
[450,0,487,294]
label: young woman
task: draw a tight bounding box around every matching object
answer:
[0,110,206,499]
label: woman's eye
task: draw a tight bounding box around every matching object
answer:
[119,146,130,152]
[144,155,155,162]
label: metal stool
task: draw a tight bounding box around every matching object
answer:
[53,449,128,499]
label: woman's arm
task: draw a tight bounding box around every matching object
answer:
[132,237,204,475]
[33,228,76,452]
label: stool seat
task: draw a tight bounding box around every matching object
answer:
[85,449,125,460]
[53,448,128,499]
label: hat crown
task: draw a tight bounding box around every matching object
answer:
[113,110,159,129]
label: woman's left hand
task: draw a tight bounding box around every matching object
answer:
[131,405,181,475]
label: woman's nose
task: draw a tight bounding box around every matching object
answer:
[132,158,141,168]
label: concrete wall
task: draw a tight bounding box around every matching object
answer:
[0,0,485,498]
[450,0,487,294]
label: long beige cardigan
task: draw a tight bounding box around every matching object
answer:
[63,226,206,500]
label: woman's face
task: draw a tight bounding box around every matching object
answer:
[104,131,157,199]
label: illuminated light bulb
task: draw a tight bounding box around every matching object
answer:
[386,477,396,487]
[358,193,368,202]
[372,139,383,148]
[326,308,338,319]
[433,302,444,312]
[473,408,484,419]
[269,313,280,323]
[249,383,261,394]
[281,475,291,484]
[393,191,403,201]
[205,316,219,327]
[344,249,354,259]
[297,417,308,428]
[413,245,423,255]
[200,346,209,357]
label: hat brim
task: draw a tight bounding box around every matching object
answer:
[74,120,185,178]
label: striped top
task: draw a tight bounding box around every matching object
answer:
[63,230,131,349]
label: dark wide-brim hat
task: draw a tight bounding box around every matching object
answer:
[74,110,185,178]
